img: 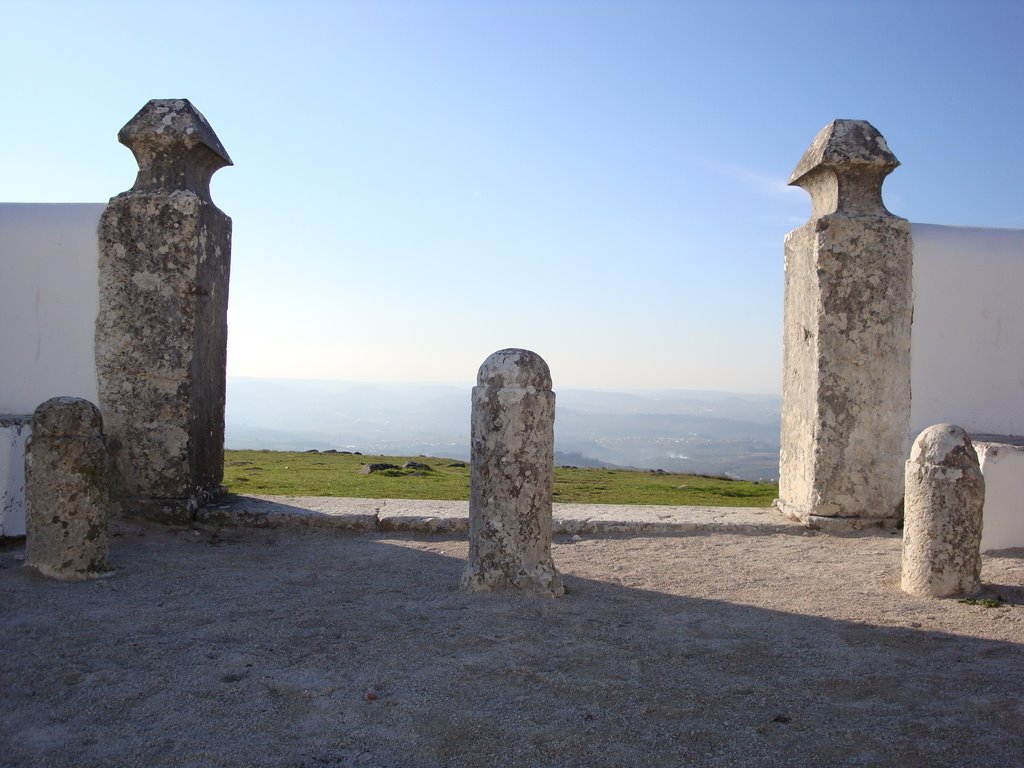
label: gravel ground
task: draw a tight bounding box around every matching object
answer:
[1,519,1022,768]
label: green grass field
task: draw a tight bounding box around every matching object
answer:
[224,450,778,507]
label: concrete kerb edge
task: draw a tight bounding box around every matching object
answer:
[190,495,812,538]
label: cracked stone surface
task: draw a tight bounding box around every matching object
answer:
[462,349,563,597]
[96,100,232,520]
[24,397,110,581]
[902,424,985,597]
[779,120,912,529]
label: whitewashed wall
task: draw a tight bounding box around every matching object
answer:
[0,203,103,535]
[976,442,1024,551]
[910,223,1024,549]
[910,223,1024,436]
[0,204,103,412]
[0,417,30,536]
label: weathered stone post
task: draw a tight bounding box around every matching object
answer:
[461,349,563,597]
[902,424,985,597]
[96,99,232,521]
[25,397,109,580]
[777,120,913,530]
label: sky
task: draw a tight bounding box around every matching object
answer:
[2,0,1022,394]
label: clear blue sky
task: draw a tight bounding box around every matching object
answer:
[3,0,1021,393]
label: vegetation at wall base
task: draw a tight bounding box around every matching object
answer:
[223,450,778,507]
[956,597,1006,609]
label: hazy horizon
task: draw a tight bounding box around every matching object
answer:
[225,377,782,481]
[226,374,783,398]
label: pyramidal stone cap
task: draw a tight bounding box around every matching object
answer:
[476,348,552,391]
[788,119,901,219]
[789,119,898,185]
[117,99,232,201]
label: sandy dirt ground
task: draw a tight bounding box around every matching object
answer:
[2,520,1023,768]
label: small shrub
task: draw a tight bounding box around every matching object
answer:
[957,597,1005,608]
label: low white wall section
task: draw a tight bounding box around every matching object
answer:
[910,224,1024,436]
[975,442,1024,552]
[0,417,29,536]
[0,203,103,536]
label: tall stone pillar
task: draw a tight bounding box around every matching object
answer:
[96,99,232,521]
[462,349,563,597]
[777,120,912,530]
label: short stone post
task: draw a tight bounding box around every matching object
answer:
[96,99,232,521]
[25,397,110,581]
[777,120,913,530]
[461,349,563,597]
[902,424,985,598]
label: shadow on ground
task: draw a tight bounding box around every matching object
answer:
[1,522,1022,768]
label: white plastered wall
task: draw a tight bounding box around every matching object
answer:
[0,418,29,536]
[0,203,104,535]
[911,223,1024,549]
[910,224,1024,435]
[975,443,1024,552]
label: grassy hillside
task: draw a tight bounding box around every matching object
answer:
[224,450,778,508]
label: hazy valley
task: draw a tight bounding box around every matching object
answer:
[225,379,782,481]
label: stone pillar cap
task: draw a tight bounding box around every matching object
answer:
[789,120,898,185]
[788,119,902,219]
[477,349,552,390]
[32,397,103,438]
[118,99,232,201]
[909,423,979,468]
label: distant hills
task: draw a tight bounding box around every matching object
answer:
[225,378,781,481]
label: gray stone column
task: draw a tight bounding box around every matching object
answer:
[902,424,985,598]
[25,397,109,581]
[96,99,232,521]
[461,349,563,597]
[777,120,913,530]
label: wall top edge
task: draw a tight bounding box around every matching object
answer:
[911,222,1024,236]
[970,434,1024,447]
[0,202,106,208]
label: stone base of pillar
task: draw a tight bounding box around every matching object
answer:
[111,486,225,524]
[775,500,901,532]
[461,560,564,597]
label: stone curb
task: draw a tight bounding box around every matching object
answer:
[195,495,807,537]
